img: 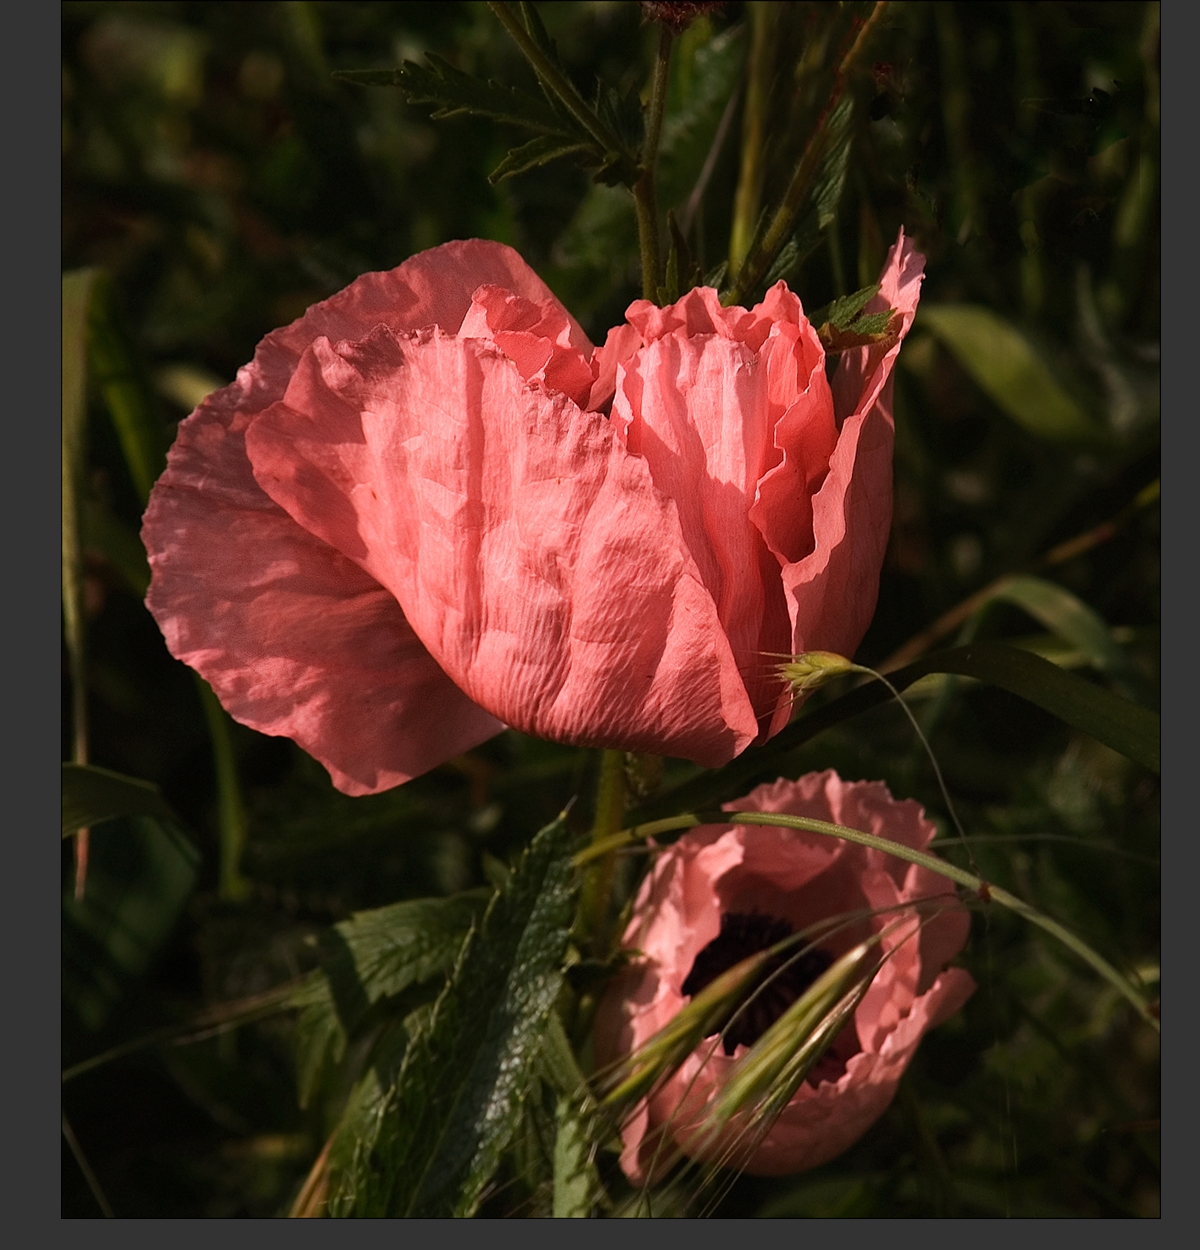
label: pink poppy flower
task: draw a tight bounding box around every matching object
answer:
[142,236,923,795]
[593,771,975,1181]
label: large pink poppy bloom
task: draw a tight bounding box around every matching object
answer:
[142,235,923,795]
[593,771,975,1181]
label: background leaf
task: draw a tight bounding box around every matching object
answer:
[63,762,180,837]
[920,305,1101,444]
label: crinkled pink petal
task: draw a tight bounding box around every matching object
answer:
[611,330,792,739]
[458,284,595,409]
[779,231,925,658]
[245,327,762,764]
[587,322,644,412]
[144,240,556,794]
[143,382,502,795]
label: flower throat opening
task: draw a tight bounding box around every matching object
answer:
[681,912,835,1055]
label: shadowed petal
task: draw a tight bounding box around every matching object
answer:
[142,242,554,795]
[143,383,502,796]
[612,332,792,739]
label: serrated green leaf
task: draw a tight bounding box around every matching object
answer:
[489,134,591,182]
[335,813,579,1217]
[920,305,1101,443]
[761,93,855,290]
[327,892,490,1019]
[295,892,487,1109]
[848,309,893,336]
[63,762,180,838]
[812,283,880,330]
[632,641,1160,821]
[342,56,575,138]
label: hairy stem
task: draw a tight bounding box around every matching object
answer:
[728,1,775,272]
[635,24,673,301]
[487,2,625,157]
[578,750,629,955]
[724,1,888,308]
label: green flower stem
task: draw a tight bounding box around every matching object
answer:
[197,675,251,902]
[728,1,776,273]
[576,808,1159,1031]
[487,3,625,159]
[635,24,673,302]
[578,750,629,955]
[724,1,888,308]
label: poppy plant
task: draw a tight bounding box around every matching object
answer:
[142,235,923,794]
[593,771,976,1181]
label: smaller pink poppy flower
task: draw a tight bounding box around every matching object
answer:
[594,771,975,1181]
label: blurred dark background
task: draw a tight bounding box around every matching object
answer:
[63,1,1158,1217]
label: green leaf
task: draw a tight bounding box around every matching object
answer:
[63,817,199,1032]
[489,134,591,182]
[761,93,856,290]
[984,576,1152,704]
[62,762,180,838]
[553,1094,600,1218]
[812,283,880,330]
[632,641,1160,821]
[87,273,167,503]
[920,305,1101,444]
[339,56,573,138]
[325,892,491,1023]
[332,813,579,1217]
[296,892,488,1109]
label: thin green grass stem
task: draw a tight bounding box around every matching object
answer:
[577,809,1157,1031]
[196,676,251,902]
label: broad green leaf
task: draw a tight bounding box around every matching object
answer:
[984,576,1151,703]
[331,813,579,1217]
[63,762,179,837]
[62,817,199,1032]
[295,892,487,1108]
[632,641,1160,821]
[657,25,745,208]
[920,305,1101,443]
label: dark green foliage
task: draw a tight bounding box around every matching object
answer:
[63,762,180,837]
[327,814,579,1217]
[62,0,1157,1219]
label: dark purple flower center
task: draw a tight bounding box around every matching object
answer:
[681,912,834,1055]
